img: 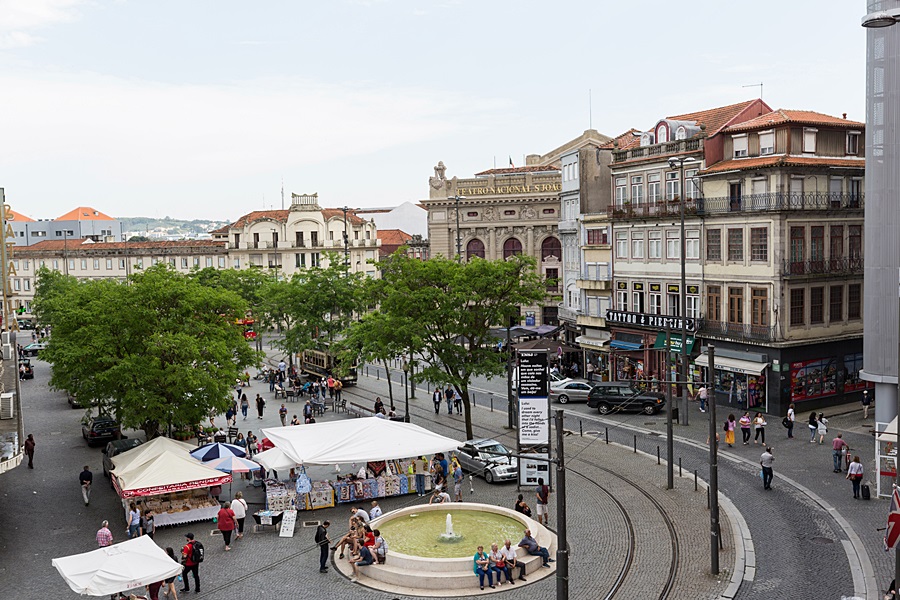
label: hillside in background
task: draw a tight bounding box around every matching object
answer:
[117,216,230,239]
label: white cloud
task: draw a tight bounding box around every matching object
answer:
[0,0,86,47]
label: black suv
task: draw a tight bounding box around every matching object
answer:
[82,416,122,447]
[587,382,666,415]
[102,438,143,477]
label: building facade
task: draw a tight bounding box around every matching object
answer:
[10,206,122,247]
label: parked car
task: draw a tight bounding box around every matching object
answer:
[549,371,571,386]
[456,438,517,484]
[102,438,143,477]
[587,382,666,415]
[82,416,122,447]
[19,358,33,380]
[21,342,47,357]
[67,392,98,409]
[17,319,35,330]
[549,380,594,404]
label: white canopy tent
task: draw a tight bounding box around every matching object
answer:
[253,446,300,471]
[52,535,182,596]
[112,450,231,498]
[110,436,196,477]
[262,418,463,466]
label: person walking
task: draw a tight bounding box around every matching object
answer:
[724,414,736,448]
[760,447,775,490]
[816,413,829,444]
[246,431,258,457]
[847,455,864,499]
[255,394,265,419]
[444,386,454,415]
[217,502,236,551]
[586,361,595,383]
[141,510,155,540]
[432,389,442,415]
[832,433,849,473]
[24,433,35,468]
[862,390,871,419]
[696,384,708,413]
[315,520,331,573]
[79,465,93,506]
[232,491,248,538]
[240,393,249,420]
[162,547,180,600]
[96,520,113,547]
[279,403,288,426]
[753,412,766,445]
[127,502,141,538]
[739,412,752,445]
[180,533,201,594]
[414,456,428,497]
[786,403,795,439]
[807,411,818,443]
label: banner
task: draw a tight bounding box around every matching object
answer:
[518,350,549,445]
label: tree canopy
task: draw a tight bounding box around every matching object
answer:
[34,265,261,439]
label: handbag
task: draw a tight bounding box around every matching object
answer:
[781,417,791,428]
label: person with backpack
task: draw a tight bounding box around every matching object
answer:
[180,533,203,593]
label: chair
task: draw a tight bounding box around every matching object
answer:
[274,387,286,399]
[311,399,326,416]
[227,426,239,443]
[286,389,296,402]
[214,431,227,444]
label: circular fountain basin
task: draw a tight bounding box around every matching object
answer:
[379,509,525,558]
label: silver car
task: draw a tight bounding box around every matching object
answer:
[455,438,518,484]
[549,380,595,404]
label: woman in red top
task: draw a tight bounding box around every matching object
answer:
[363,524,375,548]
[217,501,237,551]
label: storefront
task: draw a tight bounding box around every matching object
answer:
[606,310,698,386]
[575,331,610,381]
[693,351,769,413]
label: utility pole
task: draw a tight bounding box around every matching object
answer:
[554,409,568,600]
[665,324,673,490]
[341,206,350,274]
[507,317,515,429]
[708,344,720,574]
[448,195,465,262]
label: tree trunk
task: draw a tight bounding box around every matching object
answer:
[142,419,160,441]
[461,389,474,440]
[380,359,394,409]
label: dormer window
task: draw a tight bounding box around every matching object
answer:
[759,130,774,156]
[675,126,687,140]
[847,131,861,155]
[803,128,817,153]
[656,124,668,144]
[733,134,748,158]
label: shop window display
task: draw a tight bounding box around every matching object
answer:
[790,358,838,401]
[843,353,871,394]
[699,366,766,410]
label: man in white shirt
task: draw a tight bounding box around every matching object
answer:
[369,500,382,520]
[353,506,370,525]
[499,539,526,582]
[430,489,451,504]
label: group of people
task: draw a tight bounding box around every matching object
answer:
[316,503,389,582]
[721,412,768,447]
[418,452,464,502]
[513,478,551,525]
[472,529,554,590]
[432,386,462,415]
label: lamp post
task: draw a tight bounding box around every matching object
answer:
[270,228,279,281]
[63,229,68,276]
[341,206,350,274]
[448,195,466,262]
[402,356,410,423]
[668,156,698,426]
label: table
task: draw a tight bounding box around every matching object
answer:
[252,510,284,532]
[152,505,220,527]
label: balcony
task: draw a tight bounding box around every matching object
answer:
[558,305,580,323]
[781,257,863,278]
[608,192,864,220]
[697,318,776,343]
[578,262,611,290]
[612,138,703,163]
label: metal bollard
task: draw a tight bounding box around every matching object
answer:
[472,393,476,407]
[579,420,583,437]
[707,488,710,509]
[694,469,698,491]
[490,396,493,412]
[605,427,609,444]
[678,457,682,477]
[657,446,660,465]
[633,435,637,453]
[377,369,380,381]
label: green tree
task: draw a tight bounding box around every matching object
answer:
[377,254,546,439]
[35,265,261,440]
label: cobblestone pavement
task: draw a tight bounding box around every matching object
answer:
[0,349,731,600]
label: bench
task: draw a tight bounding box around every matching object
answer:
[347,402,376,418]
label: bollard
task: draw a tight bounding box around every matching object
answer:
[605,427,609,444]
[657,446,660,465]
[694,469,698,491]
[633,435,637,453]
[377,369,380,381]
[707,488,710,509]
[490,396,493,412]
[678,457,682,477]
[579,420,583,437]
[472,393,476,407]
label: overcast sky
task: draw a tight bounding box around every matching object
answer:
[0,0,867,221]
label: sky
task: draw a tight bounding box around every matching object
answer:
[0,0,868,221]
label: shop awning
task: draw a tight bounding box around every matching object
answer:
[610,340,643,351]
[876,417,898,443]
[576,333,610,350]
[694,353,768,375]
[112,450,232,498]
[651,332,695,354]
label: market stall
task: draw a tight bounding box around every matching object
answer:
[876,418,898,499]
[52,535,182,597]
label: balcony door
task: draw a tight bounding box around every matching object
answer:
[729,182,742,211]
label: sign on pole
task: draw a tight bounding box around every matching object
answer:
[517,350,549,446]
[519,452,551,487]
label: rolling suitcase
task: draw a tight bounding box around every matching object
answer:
[861,484,871,500]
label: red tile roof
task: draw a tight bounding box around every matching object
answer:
[55,207,115,221]
[377,229,413,247]
[668,99,771,136]
[724,109,865,133]
[700,155,865,174]
[600,129,643,151]
[474,165,560,176]
[7,209,34,222]
[18,239,226,252]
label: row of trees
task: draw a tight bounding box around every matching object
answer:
[34,251,548,441]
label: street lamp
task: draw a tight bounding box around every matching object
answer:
[270,228,279,281]
[448,195,466,262]
[402,356,410,423]
[341,206,350,274]
[668,155,698,427]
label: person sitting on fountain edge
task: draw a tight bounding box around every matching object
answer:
[430,488,451,504]
[500,539,526,581]
[473,545,495,590]
[518,529,554,568]
[348,543,375,583]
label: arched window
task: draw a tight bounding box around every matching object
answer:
[656,124,668,144]
[503,237,523,259]
[675,126,687,140]
[466,238,485,261]
[541,236,561,261]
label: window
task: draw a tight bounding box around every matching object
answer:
[686,230,700,259]
[751,288,768,326]
[310,231,318,246]
[180,258,188,268]
[847,131,860,155]
[849,225,862,262]
[686,294,700,319]
[616,290,628,311]
[169,258,176,267]
[848,284,862,319]
[759,130,774,155]
[631,233,644,259]
[657,124,668,143]
[504,210,516,216]
[803,128,817,153]
[296,253,305,268]
[750,228,768,261]
[119,259,126,270]
[849,179,862,206]
[543,209,555,215]
[22,260,29,270]
[707,229,721,261]
[665,172,680,200]
[666,230,680,259]
[13,279,20,291]
[685,169,699,199]
[647,173,661,203]
[365,230,371,240]
[23,279,30,291]
[727,229,743,261]
[218,257,226,268]
[206,257,213,267]
[632,291,645,313]
[310,253,320,268]
[790,176,804,195]
[354,230,359,240]
[616,232,628,258]
[790,288,805,326]
[649,292,661,315]
[31,231,46,237]
[810,227,824,269]
[135,259,143,269]
[830,226,844,266]
[790,226,805,264]
[466,238,486,261]
[193,257,200,267]
[751,177,767,196]
[728,287,743,324]
[233,258,240,268]
[733,134,748,157]
[586,228,607,245]
[541,237,561,261]
[649,231,662,259]
[630,176,643,204]
[105,259,112,270]
[52,259,59,271]
[80,259,87,270]
[152,257,159,265]
[675,126,687,140]
[296,231,304,246]
[329,230,334,241]
[667,292,680,316]
[810,287,824,324]
[707,286,721,321]
[502,238,522,258]
[830,285,843,322]
[615,177,627,207]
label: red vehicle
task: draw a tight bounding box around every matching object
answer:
[236,317,257,341]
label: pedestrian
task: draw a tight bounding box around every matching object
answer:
[217,502,236,551]
[786,403,795,439]
[454,392,462,415]
[445,386,454,415]
[847,455,864,499]
[240,393,249,420]
[142,510,155,540]
[739,412,752,445]
[862,390,871,419]
[760,446,775,490]
[453,461,464,502]
[753,412,766,445]
[225,405,235,427]
[832,433,849,473]
[127,502,141,538]
[146,578,163,600]
[535,477,550,525]
[369,500,382,520]
[807,411,818,443]
[586,361,595,383]
[96,520,113,547]
[414,455,428,496]
[232,491,248,538]
[696,384,708,413]
[432,389,442,415]
[180,533,201,594]
[724,414,736,448]
[24,433,35,468]
[279,403,288,426]
[246,431,258,457]
[268,370,276,392]
[374,397,384,414]
[19,363,25,380]
[255,394,265,419]
[315,520,331,573]
[327,375,335,398]
[334,379,343,405]
[303,400,313,422]
[817,413,828,444]
[162,547,180,600]
[79,465,93,506]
